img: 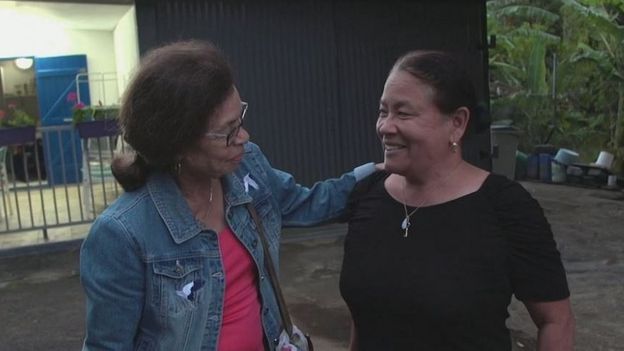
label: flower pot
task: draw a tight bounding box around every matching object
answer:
[76,119,119,139]
[0,126,36,147]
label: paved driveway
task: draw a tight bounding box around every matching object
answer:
[1,181,623,350]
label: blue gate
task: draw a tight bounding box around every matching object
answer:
[35,55,90,185]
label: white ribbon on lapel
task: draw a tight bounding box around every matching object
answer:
[243,173,259,193]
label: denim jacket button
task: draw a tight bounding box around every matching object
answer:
[252,239,258,248]
[175,260,183,274]
[260,275,265,280]
[263,307,269,315]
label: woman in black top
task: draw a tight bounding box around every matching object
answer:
[339,51,574,350]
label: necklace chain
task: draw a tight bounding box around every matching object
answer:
[399,161,464,238]
[191,181,214,226]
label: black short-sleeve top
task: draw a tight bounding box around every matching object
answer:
[339,171,569,351]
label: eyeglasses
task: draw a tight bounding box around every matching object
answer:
[204,101,248,146]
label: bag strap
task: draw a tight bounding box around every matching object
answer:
[246,203,294,336]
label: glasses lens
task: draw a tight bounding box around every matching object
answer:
[226,103,248,146]
[226,125,241,146]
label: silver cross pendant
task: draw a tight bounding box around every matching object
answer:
[401,217,410,237]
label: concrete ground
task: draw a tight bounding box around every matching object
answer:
[0,181,623,350]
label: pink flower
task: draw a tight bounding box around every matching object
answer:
[74,102,86,110]
[0,109,5,120]
[66,91,78,103]
[7,103,16,110]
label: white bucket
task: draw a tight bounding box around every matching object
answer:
[594,151,614,170]
[554,148,579,166]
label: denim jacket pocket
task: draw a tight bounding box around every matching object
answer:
[134,334,154,351]
[152,257,204,317]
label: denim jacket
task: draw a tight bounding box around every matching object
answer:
[80,142,374,351]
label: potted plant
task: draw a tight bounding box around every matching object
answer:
[71,100,120,139]
[0,102,37,147]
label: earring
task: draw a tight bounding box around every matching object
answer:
[450,140,458,153]
[174,159,182,175]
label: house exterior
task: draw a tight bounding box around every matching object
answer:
[135,0,490,184]
[0,0,490,236]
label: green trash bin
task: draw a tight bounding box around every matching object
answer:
[515,151,528,180]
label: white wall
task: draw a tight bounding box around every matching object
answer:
[68,29,119,106]
[0,3,138,107]
[0,27,119,106]
[113,6,140,97]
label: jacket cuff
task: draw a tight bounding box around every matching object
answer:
[353,162,376,182]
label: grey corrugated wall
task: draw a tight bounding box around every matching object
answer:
[135,0,490,185]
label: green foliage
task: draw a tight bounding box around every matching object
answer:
[72,104,119,125]
[495,5,561,25]
[7,109,36,127]
[0,104,36,128]
[488,0,624,172]
[527,41,548,95]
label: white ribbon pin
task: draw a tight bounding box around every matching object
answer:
[176,281,194,299]
[243,173,259,193]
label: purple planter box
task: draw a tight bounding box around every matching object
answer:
[0,126,36,147]
[76,119,119,139]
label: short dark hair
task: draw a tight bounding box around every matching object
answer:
[112,40,233,191]
[392,50,479,136]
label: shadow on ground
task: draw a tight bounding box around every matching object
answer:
[0,181,622,350]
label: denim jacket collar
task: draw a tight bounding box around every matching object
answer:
[146,171,252,244]
[223,168,253,208]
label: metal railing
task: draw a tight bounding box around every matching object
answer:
[0,124,123,240]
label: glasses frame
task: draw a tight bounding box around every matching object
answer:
[204,101,248,146]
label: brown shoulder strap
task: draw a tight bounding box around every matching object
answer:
[246,203,294,336]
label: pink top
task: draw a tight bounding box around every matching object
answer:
[217,227,264,351]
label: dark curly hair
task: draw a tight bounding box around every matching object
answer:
[112,40,233,191]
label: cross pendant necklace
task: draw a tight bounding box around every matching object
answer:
[399,161,464,238]
[401,175,427,237]
[401,202,420,238]
[401,199,425,238]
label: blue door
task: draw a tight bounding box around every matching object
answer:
[35,55,90,185]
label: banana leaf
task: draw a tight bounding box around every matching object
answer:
[527,40,548,95]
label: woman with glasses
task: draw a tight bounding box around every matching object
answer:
[79,40,375,351]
